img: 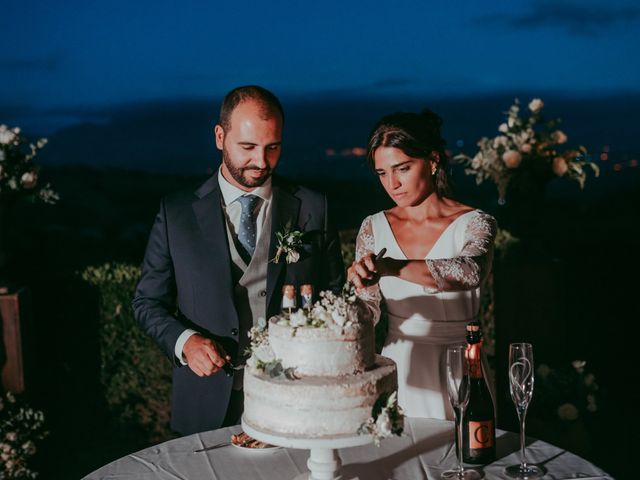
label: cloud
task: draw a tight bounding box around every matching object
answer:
[479,1,640,35]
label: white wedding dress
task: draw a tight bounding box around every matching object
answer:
[356,209,496,420]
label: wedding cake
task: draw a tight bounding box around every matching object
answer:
[243,287,403,440]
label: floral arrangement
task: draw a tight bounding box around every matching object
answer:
[0,391,48,479]
[455,98,599,203]
[272,221,303,264]
[274,284,358,333]
[358,391,405,445]
[530,360,603,423]
[0,124,59,204]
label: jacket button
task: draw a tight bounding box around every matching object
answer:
[231,328,239,336]
[259,290,267,297]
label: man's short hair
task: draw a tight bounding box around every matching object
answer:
[218,85,284,131]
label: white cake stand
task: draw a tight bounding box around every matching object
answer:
[242,417,373,480]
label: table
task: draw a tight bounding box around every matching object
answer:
[83,418,612,479]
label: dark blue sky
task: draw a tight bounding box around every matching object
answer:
[1,0,639,133]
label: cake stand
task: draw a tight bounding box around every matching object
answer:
[242,417,373,480]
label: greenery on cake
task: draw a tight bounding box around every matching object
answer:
[246,317,297,379]
[358,391,405,445]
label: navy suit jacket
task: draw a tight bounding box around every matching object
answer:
[132,174,345,434]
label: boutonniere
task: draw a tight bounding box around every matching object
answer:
[272,221,304,264]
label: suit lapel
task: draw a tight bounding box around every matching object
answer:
[266,179,301,312]
[192,176,234,309]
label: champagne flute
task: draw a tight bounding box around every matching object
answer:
[442,346,481,480]
[505,343,544,479]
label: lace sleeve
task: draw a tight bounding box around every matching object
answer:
[426,212,497,292]
[354,216,382,325]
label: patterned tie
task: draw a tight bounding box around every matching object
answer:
[236,194,260,257]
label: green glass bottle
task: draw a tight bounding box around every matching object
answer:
[462,321,496,464]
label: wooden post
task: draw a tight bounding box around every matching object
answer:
[0,287,31,393]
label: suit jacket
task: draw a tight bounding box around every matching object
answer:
[132,174,345,434]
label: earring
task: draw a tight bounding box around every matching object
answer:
[431,166,437,176]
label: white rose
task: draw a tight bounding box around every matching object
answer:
[254,345,275,364]
[552,157,568,176]
[286,250,300,264]
[331,310,346,327]
[0,129,16,145]
[493,136,508,148]
[21,171,38,189]
[498,123,508,133]
[502,150,522,169]
[553,130,568,144]
[528,98,544,113]
[557,402,579,421]
[572,360,586,373]
[375,410,393,437]
[5,432,17,442]
[289,309,308,327]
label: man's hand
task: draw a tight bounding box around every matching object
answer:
[183,334,230,377]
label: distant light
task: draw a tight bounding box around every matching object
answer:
[613,163,622,171]
[456,139,464,148]
[351,147,367,157]
[630,159,638,167]
[600,153,608,161]
[602,145,610,153]
[325,148,336,157]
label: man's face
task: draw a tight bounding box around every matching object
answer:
[215,100,283,190]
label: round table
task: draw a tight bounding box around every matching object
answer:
[83,418,612,480]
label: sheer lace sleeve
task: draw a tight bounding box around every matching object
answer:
[426,212,497,292]
[354,215,382,325]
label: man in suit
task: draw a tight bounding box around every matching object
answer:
[133,86,345,435]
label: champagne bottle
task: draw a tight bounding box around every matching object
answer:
[462,321,496,464]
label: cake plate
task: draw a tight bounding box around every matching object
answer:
[242,417,373,480]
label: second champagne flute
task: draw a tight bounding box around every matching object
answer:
[505,342,544,479]
[441,345,480,480]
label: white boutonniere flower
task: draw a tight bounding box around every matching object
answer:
[272,221,304,264]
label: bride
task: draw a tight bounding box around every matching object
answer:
[348,109,497,420]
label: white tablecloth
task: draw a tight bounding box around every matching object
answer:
[83,418,612,479]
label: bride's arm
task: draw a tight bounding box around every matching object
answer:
[379,212,497,291]
[351,216,382,325]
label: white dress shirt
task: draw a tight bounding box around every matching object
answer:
[174,168,273,365]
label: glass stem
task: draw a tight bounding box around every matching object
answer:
[518,407,528,470]
[457,406,465,475]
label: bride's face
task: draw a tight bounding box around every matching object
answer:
[374,146,435,207]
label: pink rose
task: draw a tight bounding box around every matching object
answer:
[502,150,522,169]
[552,157,568,176]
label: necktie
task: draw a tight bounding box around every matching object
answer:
[236,194,260,257]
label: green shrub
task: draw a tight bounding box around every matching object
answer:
[81,263,173,443]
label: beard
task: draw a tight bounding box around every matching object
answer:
[222,147,273,188]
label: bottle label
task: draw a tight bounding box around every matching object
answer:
[468,420,494,449]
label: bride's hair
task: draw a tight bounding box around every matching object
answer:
[367,109,453,198]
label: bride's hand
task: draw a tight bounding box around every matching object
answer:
[348,253,379,290]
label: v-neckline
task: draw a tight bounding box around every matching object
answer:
[381,209,477,259]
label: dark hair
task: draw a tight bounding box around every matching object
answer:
[367,109,452,198]
[218,85,285,131]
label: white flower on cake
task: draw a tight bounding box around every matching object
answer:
[358,391,404,445]
[289,309,309,328]
[253,345,275,364]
